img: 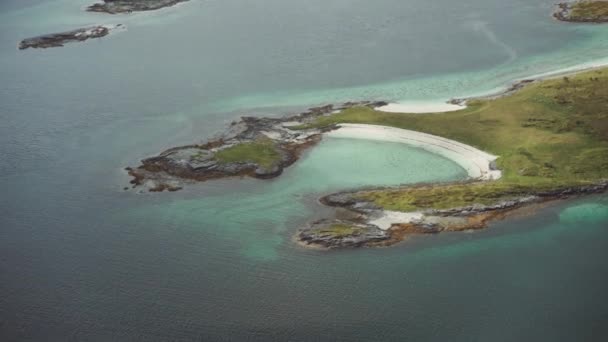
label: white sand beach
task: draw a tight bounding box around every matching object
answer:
[326,124,502,181]
[368,210,424,230]
[375,102,465,113]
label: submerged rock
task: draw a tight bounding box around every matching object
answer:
[298,220,390,249]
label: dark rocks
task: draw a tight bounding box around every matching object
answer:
[298,220,390,249]
[452,79,536,103]
[429,196,539,217]
[87,0,189,14]
[19,25,119,50]
[448,98,466,106]
[320,191,381,211]
[535,181,608,198]
[254,164,283,178]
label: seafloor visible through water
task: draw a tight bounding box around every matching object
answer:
[1,0,607,340]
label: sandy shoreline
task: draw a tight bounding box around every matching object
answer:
[375,102,465,113]
[376,57,608,114]
[326,124,502,181]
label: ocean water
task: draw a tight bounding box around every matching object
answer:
[1,0,608,341]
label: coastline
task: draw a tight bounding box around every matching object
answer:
[450,58,608,104]
[376,57,608,113]
[127,66,608,250]
[295,66,608,249]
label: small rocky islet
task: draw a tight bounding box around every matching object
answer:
[554,1,608,23]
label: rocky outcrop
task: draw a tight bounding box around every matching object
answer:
[554,1,608,23]
[298,220,390,249]
[19,25,120,50]
[127,101,387,191]
[87,0,189,14]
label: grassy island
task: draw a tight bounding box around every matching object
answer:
[555,1,608,22]
[301,68,608,212]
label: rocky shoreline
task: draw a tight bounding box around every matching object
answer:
[554,1,608,23]
[126,94,608,250]
[19,25,120,50]
[87,0,189,14]
[126,101,387,192]
[296,181,608,249]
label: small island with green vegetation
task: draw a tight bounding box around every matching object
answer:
[555,1,608,22]
[129,67,608,249]
[125,102,385,192]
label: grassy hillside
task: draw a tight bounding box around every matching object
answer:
[300,68,608,211]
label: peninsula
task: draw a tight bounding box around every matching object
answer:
[126,101,386,192]
[554,1,608,22]
[129,67,608,249]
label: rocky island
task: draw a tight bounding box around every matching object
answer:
[130,67,608,249]
[126,101,387,192]
[87,0,189,14]
[554,1,608,22]
[19,25,121,50]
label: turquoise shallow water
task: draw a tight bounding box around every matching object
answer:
[1,0,608,341]
[130,137,468,261]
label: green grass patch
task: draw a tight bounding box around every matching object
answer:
[215,138,282,169]
[358,181,592,212]
[303,68,608,211]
